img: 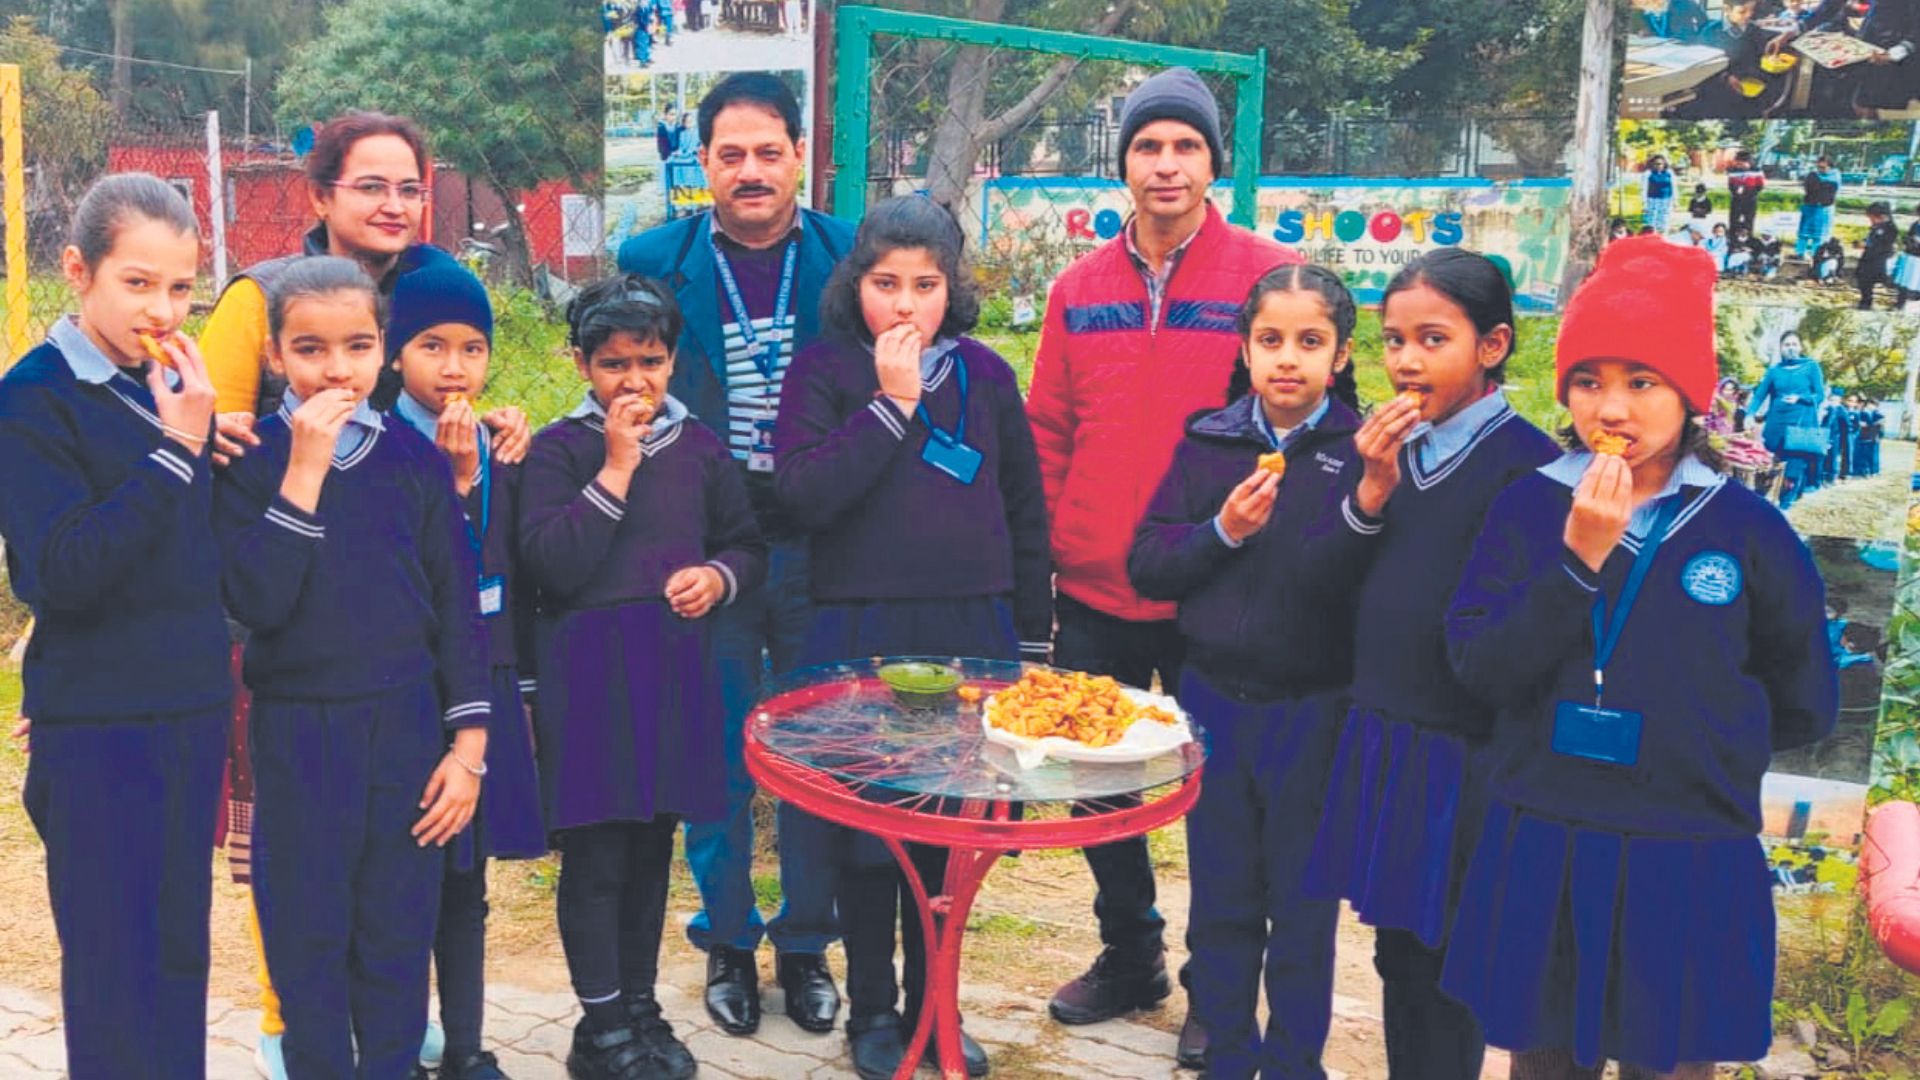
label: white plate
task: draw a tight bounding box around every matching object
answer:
[981,686,1194,769]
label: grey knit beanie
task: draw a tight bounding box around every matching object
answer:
[1116,67,1224,179]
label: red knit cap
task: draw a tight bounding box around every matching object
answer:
[1556,234,1718,413]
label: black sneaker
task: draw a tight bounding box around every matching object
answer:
[567,1018,668,1080]
[626,991,697,1080]
[442,1049,511,1079]
[1047,947,1171,1025]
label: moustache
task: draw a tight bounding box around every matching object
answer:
[731,184,775,197]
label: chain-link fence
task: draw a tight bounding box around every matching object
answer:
[0,6,599,427]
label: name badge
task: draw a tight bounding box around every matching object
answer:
[921,435,982,485]
[1551,700,1643,767]
[478,575,505,617]
[748,417,776,473]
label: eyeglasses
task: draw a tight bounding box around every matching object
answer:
[329,179,431,204]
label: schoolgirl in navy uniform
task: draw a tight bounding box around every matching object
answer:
[386,259,547,1080]
[773,195,1051,1080]
[0,174,227,1079]
[1128,264,1368,1080]
[1440,235,1837,1080]
[1300,248,1559,1079]
[213,256,493,1080]
[519,274,766,1080]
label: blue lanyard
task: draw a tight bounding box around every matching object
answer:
[914,355,968,447]
[1589,495,1683,705]
[464,443,492,564]
[710,232,799,384]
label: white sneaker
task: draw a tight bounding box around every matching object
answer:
[254,1033,289,1080]
[420,1020,446,1068]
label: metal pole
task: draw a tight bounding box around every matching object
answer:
[243,58,252,149]
[1229,49,1265,230]
[206,111,229,290]
[832,6,873,222]
[1,64,28,364]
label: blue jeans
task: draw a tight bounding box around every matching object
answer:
[682,538,839,955]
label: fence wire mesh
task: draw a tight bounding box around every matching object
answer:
[0,7,598,426]
[837,15,1259,344]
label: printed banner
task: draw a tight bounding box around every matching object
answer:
[981,177,1573,312]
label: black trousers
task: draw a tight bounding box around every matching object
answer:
[1053,593,1184,967]
[1375,928,1485,1080]
[556,818,681,1004]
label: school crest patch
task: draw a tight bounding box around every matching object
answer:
[1680,551,1742,606]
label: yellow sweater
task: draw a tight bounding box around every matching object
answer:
[199,278,270,414]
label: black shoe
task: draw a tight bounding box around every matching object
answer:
[846,1012,907,1080]
[923,1026,990,1077]
[776,951,841,1034]
[1176,1009,1207,1070]
[704,946,761,1036]
[626,991,697,1080]
[442,1049,511,1079]
[567,1019,667,1080]
[1047,947,1171,1025]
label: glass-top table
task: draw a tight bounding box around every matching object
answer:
[743,657,1206,1080]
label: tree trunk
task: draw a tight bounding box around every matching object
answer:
[490,184,535,290]
[918,0,1138,218]
[1558,0,1615,305]
[109,0,131,120]
[922,45,991,209]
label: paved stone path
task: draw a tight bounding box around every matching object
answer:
[0,973,1416,1078]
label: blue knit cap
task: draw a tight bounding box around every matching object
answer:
[386,258,493,361]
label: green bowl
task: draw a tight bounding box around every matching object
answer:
[878,662,962,710]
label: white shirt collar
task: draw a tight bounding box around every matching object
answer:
[1253,395,1331,451]
[50,317,178,389]
[1539,450,1726,538]
[567,389,688,435]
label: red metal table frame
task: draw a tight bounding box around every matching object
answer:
[745,687,1202,1080]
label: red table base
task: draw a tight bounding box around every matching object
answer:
[747,732,1201,1080]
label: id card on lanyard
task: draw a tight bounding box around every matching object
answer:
[916,357,982,484]
[466,449,505,617]
[712,232,799,473]
[1551,496,1682,767]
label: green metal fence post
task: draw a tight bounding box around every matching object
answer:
[1230,49,1266,231]
[833,6,874,223]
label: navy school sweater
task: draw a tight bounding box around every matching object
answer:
[772,335,1052,651]
[0,342,230,720]
[1346,404,1559,736]
[1128,395,1368,699]
[1445,468,1837,837]
[517,409,767,614]
[212,410,492,727]
[393,395,539,688]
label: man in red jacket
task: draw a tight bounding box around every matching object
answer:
[1027,67,1301,1070]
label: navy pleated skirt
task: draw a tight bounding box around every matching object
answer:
[1302,707,1487,947]
[1440,798,1775,1071]
[535,601,727,833]
[448,665,548,872]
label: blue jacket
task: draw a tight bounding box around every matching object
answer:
[1750,356,1825,450]
[614,208,854,442]
[1446,468,1836,837]
[1129,395,1367,700]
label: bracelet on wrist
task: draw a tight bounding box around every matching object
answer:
[449,750,488,777]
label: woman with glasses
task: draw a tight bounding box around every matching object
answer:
[197,110,532,1080]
